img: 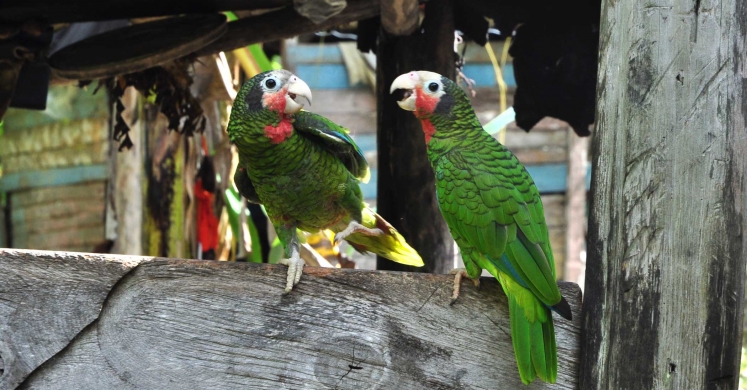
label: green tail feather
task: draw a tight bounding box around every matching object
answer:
[345,208,424,267]
[508,293,557,385]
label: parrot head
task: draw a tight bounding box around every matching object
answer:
[238,69,312,115]
[389,71,469,143]
[229,70,312,144]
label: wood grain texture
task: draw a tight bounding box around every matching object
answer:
[580,0,747,389]
[0,249,146,390]
[9,182,106,251]
[2,252,581,389]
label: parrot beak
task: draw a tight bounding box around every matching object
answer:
[389,72,419,111]
[285,75,312,114]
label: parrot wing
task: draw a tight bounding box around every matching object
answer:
[436,152,563,309]
[292,110,371,183]
[234,166,261,204]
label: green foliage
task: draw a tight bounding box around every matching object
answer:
[740,346,747,389]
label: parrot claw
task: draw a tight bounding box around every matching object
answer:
[333,221,384,245]
[278,253,305,293]
[448,268,480,305]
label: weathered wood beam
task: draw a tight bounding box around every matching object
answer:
[375,0,455,274]
[1,248,582,389]
[380,0,419,36]
[0,0,292,24]
[195,0,380,56]
[0,249,146,390]
[580,0,747,389]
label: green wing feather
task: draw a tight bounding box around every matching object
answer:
[234,166,261,204]
[292,110,371,183]
[436,153,561,307]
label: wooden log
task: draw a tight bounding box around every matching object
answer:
[0,249,146,390]
[195,0,380,56]
[380,0,419,36]
[375,0,455,274]
[0,248,582,389]
[580,0,747,389]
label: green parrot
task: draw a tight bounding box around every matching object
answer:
[228,69,423,292]
[390,71,572,385]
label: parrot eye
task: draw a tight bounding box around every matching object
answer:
[264,77,279,90]
[428,82,440,93]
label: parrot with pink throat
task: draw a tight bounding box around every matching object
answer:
[228,70,423,293]
[390,70,573,385]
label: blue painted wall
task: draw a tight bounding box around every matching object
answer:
[288,45,517,90]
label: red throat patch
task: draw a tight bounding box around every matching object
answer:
[264,120,293,144]
[420,119,436,144]
[262,87,293,143]
[414,86,439,145]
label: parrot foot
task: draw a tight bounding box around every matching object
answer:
[333,221,383,245]
[448,268,480,305]
[278,252,304,293]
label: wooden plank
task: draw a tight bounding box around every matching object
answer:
[1,250,582,389]
[0,249,146,389]
[25,227,106,251]
[580,0,747,388]
[0,165,108,192]
[195,0,381,56]
[1,142,109,175]
[1,117,109,156]
[376,0,455,274]
[10,188,105,222]
[10,181,106,208]
[110,87,144,256]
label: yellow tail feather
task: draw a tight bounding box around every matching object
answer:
[345,208,424,267]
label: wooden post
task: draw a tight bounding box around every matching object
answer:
[0,248,582,389]
[580,1,747,389]
[109,87,143,255]
[376,0,455,274]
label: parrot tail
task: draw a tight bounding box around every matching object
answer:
[345,208,424,267]
[508,292,557,385]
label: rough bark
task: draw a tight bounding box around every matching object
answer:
[375,0,455,274]
[0,249,582,389]
[580,1,747,388]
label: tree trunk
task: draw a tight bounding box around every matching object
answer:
[376,0,455,274]
[580,1,747,389]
